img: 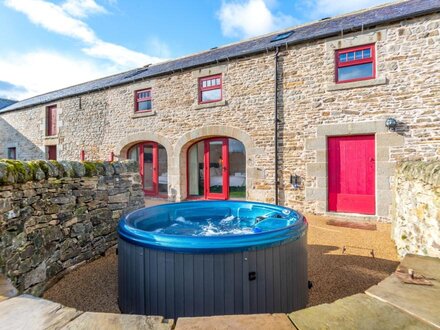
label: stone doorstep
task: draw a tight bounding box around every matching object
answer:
[175,314,295,330]
[326,219,377,231]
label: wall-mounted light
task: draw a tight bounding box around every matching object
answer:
[290,174,301,190]
[385,118,398,131]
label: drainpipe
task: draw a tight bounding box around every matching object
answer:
[274,47,280,205]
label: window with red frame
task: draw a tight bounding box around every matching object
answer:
[336,44,375,83]
[135,89,152,112]
[199,74,222,104]
[46,105,57,136]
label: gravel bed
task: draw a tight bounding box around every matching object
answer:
[43,214,399,312]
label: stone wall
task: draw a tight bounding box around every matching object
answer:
[0,12,439,219]
[0,160,144,295]
[392,161,440,258]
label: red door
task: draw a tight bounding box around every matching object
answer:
[47,145,57,160]
[205,138,229,200]
[328,135,375,214]
[140,142,158,195]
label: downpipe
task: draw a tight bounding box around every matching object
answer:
[274,47,280,205]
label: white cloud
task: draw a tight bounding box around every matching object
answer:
[62,0,108,18]
[4,0,168,69]
[297,0,391,20]
[83,41,164,67]
[218,0,296,38]
[0,50,121,100]
[4,0,97,43]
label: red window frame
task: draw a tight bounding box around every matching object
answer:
[335,44,375,83]
[46,105,57,136]
[186,137,230,201]
[198,74,222,104]
[127,142,168,198]
[135,88,152,112]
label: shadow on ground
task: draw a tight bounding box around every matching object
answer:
[308,244,399,307]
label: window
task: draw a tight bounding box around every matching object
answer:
[7,147,16,160]
[271,31,293,42]
[46,105,57,136]
[135,89,152,112]
[199,74,222,104]
[335,44,375,83]
[46,145,57,160]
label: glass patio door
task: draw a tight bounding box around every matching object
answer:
[204,138,229,200]
[141,143,157,195]
[128,142,168,196]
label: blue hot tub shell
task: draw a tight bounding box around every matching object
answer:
[118,201,308,319]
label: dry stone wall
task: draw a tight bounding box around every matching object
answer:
[392,162,440,258]
[0,160,144,295]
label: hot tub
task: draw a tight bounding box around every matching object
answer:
[118,201,308,319]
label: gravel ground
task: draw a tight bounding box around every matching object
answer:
[43,214,399,312]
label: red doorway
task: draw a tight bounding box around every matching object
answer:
[328,135,375,214]
[204,138,229,200]
[46,145,57,160]
[187,137,246,200]
[127,142,168,196]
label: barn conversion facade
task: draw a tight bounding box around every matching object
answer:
[0,0,439,220]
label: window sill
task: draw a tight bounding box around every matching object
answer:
[131,111,156,119]
[327,77,387,91]
[193,100,227,110]
[44,135,58,140]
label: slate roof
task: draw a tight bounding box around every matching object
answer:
[1,0,439,113]
[0,98,17,110]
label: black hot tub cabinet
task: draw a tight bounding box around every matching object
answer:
[118,201,308,319]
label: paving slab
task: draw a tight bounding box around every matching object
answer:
[0,274,18,302]
[61,312,173,330]
[288,294,435,330]
[175,313,294,330]
[366,254,440,328]
[0,294,81,330]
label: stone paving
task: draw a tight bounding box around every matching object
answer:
[0,280,173,330]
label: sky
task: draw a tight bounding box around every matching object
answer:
[0,0,391,101]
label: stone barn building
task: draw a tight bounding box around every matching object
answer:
[0,0,439,221]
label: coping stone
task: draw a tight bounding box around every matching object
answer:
[366,254,440,328]
[175,313,295,330]
[0,294,80,330]
[61,312,174,330]
[289,293,435,330]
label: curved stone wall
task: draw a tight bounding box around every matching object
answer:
[0,160,144,295]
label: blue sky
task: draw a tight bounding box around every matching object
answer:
[0,0,390,100]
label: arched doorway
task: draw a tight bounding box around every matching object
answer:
[127,142,168,196]
[187,137,246,200]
